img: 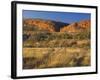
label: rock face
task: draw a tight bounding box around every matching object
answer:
[77,20,90,30]
[23,19,68,32]
[60,20,90,32]
[23,19,90,32]
[23,19,55,32]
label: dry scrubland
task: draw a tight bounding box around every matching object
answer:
[23,19,91,69]
[23,30,91,69]
[23,48,90,69]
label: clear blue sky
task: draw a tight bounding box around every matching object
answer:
[23,10,90,23]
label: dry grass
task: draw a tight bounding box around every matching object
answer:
[23,47,90,69]
[23,31,91,69]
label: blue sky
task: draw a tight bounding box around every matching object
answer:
[23,10,90,23]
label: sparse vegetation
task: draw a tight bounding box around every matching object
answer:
[23,48,90,69]
[23,19,91,69]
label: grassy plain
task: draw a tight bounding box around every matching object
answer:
[23,31,91,69]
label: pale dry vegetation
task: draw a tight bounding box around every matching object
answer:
[23,31,91,69]
[23,47,90,69]
[23,19,91,69]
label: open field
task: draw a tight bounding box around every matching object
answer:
[23,47,90,69]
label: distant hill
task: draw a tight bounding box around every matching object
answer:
[23,19,69,32]
[23,19,90,32]
[60,20,90,32]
